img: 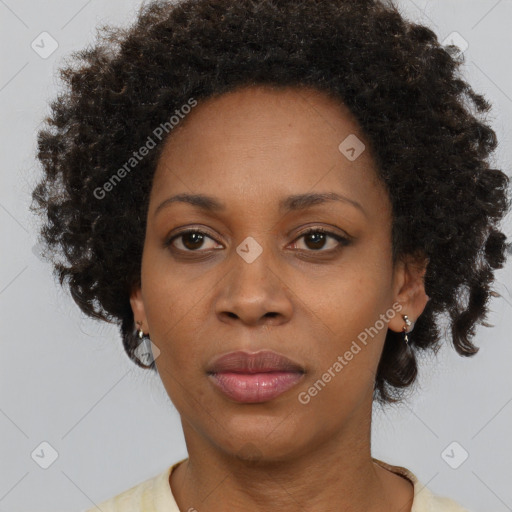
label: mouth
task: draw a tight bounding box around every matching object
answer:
[206,350,305,403]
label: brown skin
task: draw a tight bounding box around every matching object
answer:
[130,85,429,512]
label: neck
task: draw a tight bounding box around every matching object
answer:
[169,402,406,512]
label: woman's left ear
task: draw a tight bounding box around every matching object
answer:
[130,285,148,333]
[388,252,430,334]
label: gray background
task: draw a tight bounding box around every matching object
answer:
[1,1,511,511]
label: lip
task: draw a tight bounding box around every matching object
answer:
[207,349,305,374]
[206,350,305,403]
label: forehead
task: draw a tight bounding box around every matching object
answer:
[149,85,386,217]
[159,85,368,152]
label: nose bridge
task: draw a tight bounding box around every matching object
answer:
[231,233,278,298]
[216,232,291,324]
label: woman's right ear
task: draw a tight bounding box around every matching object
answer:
[129,286,148,332]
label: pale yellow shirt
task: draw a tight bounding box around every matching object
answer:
[84,457,470,511]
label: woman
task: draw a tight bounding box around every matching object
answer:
[30,0,510,510]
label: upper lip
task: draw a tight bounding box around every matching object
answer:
[206,350,305,374]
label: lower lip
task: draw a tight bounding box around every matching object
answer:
[208,371,305,403]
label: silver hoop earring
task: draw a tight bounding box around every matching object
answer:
[402,315,413,344]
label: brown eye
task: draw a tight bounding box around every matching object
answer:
[180,232,207,250]
[303,231,329,250]
[292,228,349,252]
[166,230,221,252]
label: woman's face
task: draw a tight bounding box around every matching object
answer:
[131,85,428,461]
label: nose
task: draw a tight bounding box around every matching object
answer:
[215,239,293,327]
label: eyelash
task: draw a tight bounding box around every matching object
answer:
[165,227,350,255]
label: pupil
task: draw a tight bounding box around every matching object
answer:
[184,232,204,250]
[306,232,325,250]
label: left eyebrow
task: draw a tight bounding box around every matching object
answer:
[153,191,367,218]
[279,192,366,217]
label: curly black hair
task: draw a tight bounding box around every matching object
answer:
[30,0,511,405]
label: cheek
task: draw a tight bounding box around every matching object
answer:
[146,273,210,411]
[142,243,203,324]
[304,259,393,380]
[313,262,391,332]
[141,263,208,373]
